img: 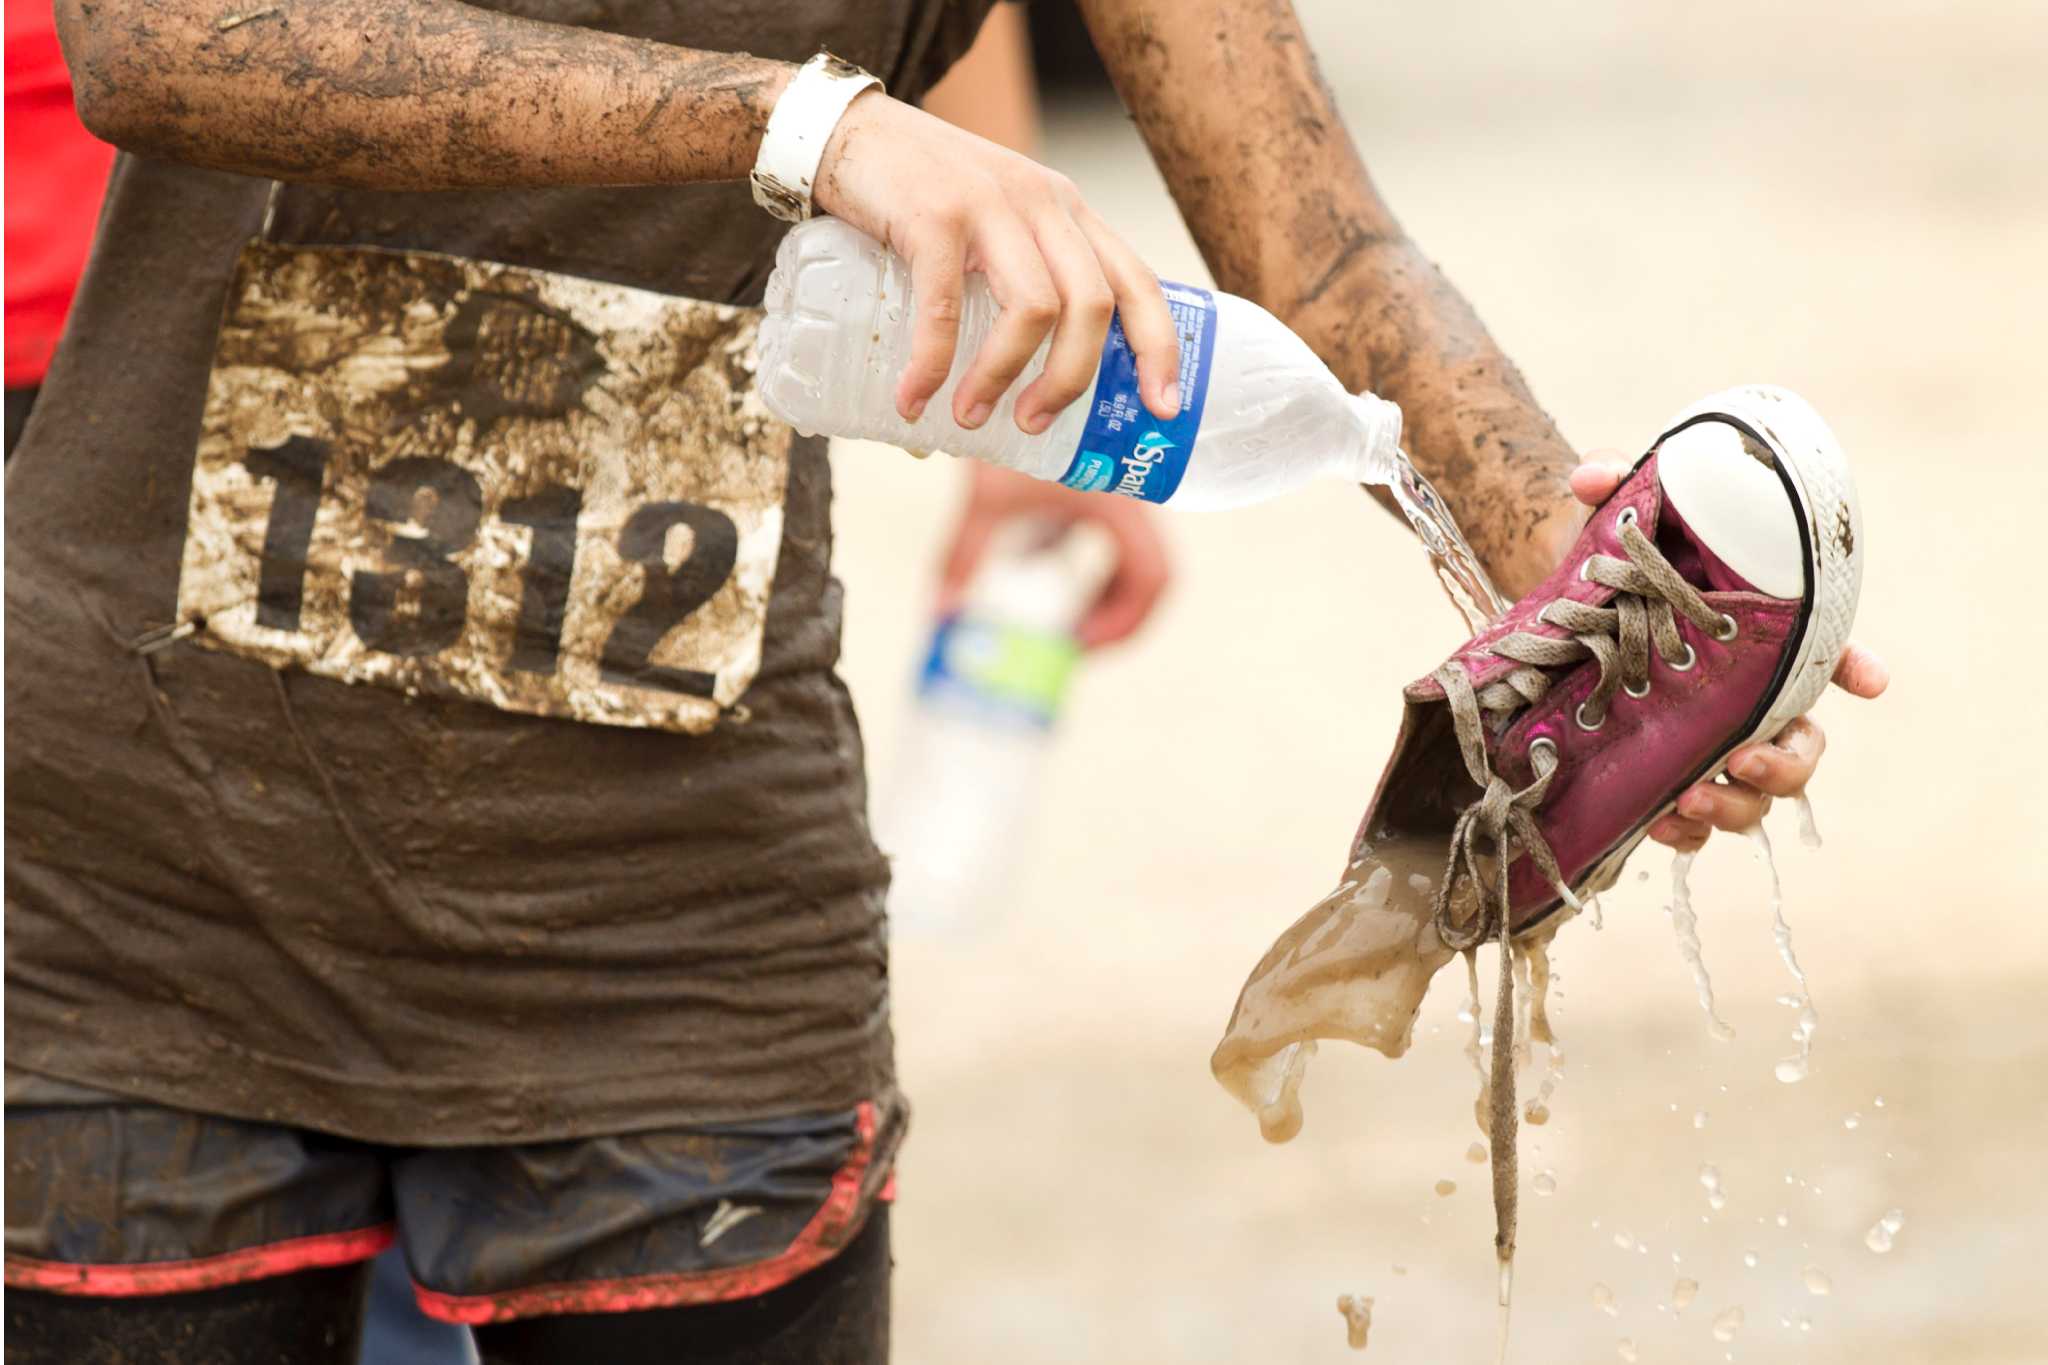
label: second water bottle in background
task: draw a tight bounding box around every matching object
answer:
[874,520,1112,936]
[756,217,1405,511]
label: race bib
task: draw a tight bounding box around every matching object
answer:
[175,243,792,735]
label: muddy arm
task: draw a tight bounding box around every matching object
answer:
[54,0,790,191]
[1076,0,1580,599]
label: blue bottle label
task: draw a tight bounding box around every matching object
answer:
[1057,282,1217,504]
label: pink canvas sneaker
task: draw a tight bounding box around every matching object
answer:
[1354,384,1863,947]
[1353,384,1863,1266]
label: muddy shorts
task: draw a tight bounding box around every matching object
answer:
[3,1082,899,1325]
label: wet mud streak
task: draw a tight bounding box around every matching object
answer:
[57,0,790,191]
[1076,0,1582,600]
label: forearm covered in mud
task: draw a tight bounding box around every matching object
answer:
[54,0,790,191]
[1077,0,1580,598]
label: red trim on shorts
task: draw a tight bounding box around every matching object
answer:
[412,1101,884,1325]
[4,1225,395,1297]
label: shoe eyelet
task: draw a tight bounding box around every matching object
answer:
[1616,506,1639,531]
[1714,612,1739,642]
[1623,678,1652,699]
[1667,643,1699,673]
[1577,559,1594,582]
[1574,701,1606,732]
[1528,736,1558,767]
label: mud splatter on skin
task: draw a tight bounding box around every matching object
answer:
[1075,0,1579,599]
[55,0,791,191]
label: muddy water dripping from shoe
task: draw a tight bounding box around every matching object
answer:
[1794,791,1823,849]
[1385,451,1509,635]
[1335,1293,1374,1350]
[1211,839,1466,1132]
[1746,823,1820,1084]
[1376,452,1530,1362]
[1517,935,1563,1125]
[1210,837,1479,1355]
[1667,851,1737,1040]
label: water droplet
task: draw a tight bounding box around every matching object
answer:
[1873,1095,1886,1108]
[1434,1179,1457,1197]
[1843,1112,1861,1130]
[1693,1109,1709,1129]
[1775,1211,1790,1228]
[1534,1170,1558,1197]
[1592,1283,1619,1317]
[1712,1306,1746,1343]
[1800,1317,1813,1332]
[1802,1266,1832,1295]
[1466,1141,1489,1164]
[1743,1251,1759,1269]
[1613,1231,1637,1252]
[1672,1277,1699,1312]
[1617,1338,1639,1362]
[1794,791,1823,848]
[1865,1208,1905,1254]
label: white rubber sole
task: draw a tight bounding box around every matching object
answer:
[1566,384,1864,905]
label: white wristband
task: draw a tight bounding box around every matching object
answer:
[750,53,884,223]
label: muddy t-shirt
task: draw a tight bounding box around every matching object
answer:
[4,0,995,1144]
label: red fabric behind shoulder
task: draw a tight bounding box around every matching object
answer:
[6,0,116,387]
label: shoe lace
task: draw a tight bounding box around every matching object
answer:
[1427,516,1730,1267]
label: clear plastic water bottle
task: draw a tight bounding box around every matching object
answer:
[757,217,1404,511]
[874,519,1111,936]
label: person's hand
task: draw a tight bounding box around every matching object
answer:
[937,465,1170,650]
[812,92,1181,437]
[1564,457,1889,853]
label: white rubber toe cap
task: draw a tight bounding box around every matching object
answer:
[1657,420,1805,600]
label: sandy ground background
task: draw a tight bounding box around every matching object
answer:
[827,2,2048,1361]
